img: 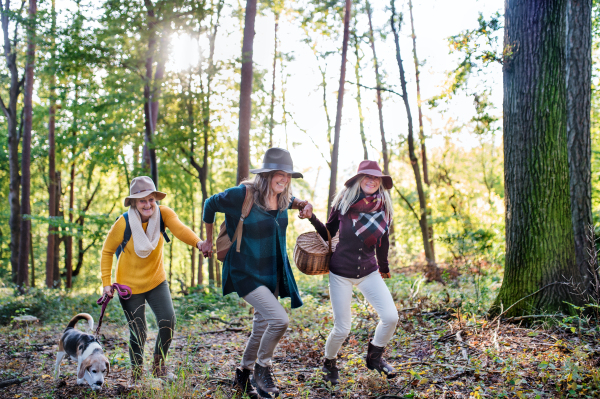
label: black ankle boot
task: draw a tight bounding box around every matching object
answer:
[322,358,339,385]
[253,363,279,394]
[365,340,397,378]
[233,367,259,398]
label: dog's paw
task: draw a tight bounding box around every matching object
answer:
[76,378,86,385]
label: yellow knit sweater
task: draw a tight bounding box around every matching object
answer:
[101,205,201,294]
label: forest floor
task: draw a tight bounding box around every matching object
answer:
[2,263,600,399]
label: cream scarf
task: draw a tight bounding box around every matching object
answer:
[128,205,162,258]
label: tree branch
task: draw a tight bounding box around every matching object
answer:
[394,186,420,222]
[346,80,403,97]
[0,93,7,117]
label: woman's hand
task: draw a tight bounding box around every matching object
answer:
[380,272,391,279]
[200,240,213,258]
[103,285,114,298]
[196,241,203,251]
[298,201,313,219]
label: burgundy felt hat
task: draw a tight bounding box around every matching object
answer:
[344,160,393,190]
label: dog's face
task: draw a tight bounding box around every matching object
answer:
[78,353,110,390]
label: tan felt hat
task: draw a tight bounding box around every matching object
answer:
[123,176,167,207]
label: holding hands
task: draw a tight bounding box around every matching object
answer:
[198,240,213,258]
[297,200,313,219]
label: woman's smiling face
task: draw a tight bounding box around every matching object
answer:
[135,194,156,220]
[360,175,381,195]
[270,171,291,195]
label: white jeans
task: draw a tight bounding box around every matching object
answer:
[325,271,399,359]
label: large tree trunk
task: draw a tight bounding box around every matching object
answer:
[352,17,368,160]
[52,172,61,287]
[17,0,37,290]
[492,0,584,317]
[408,0,434,257]
[268,12,279,148]
[566,0,596,299]
[65,132,76,289]
[45,0,57,288]
[390,0,435,266]
[237,0,257,184]
[327,0,351,217]
[365,0,388,174]
[1,0,24,283]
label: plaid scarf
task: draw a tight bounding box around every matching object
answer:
[348,192,389,247]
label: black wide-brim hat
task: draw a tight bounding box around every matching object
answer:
[250,147,303,178]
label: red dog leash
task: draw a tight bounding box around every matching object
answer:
[95,283,132,337]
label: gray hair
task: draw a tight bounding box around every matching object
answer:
[243,171,293,211]
[331,176,393,222]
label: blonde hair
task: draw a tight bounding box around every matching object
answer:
[331,176,393,222]
[243,171,293,211]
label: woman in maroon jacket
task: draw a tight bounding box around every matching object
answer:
[301,160,398,385]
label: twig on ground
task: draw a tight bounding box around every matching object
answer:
[198,327,244,335]
[456,331,469,364]
[0,376,33,388]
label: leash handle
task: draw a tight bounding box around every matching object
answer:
[95,283,132,337]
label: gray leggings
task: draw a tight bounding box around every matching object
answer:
[119,280,176,367]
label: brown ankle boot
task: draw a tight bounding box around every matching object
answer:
[128,365,143,388]
[322,358,339,385]
[232,367,259,398]
[152,354,176,381]
[365,340,397,378]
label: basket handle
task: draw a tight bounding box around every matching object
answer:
[316,229,333,255]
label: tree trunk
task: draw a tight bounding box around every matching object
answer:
[53,172,61,287]
[29,230,34,287]
[46,0,57,288]
[237,0,257,184]
[65,133,75,289]
[408,0,434,257]
[492,0,583,317]
[566,0,595,299]
[17,0,37,290]
[365,0,388,174]
[268,12,279,148]
[191,191,196,287]
[327,0,351,217]
[352,17,368,160]
[1,0,24,283]
[390,0,435,265]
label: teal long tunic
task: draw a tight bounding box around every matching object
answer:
[203,184,303,309]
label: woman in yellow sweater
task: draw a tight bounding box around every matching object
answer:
[100,176,202,382]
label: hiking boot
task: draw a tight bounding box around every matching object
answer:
[253,363,279,394]
[365,340,397,378]
[152,354,176,382]
[127,365,143,388]
[233,367,259,398]
[322,358,339,385]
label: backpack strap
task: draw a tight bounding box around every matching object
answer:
[115,213,131,259]
[233,186,254,253]
[159,212,170,244]
[115,211,170,259]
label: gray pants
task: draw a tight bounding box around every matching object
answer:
[119,280,176,367]
[241,286,289,369]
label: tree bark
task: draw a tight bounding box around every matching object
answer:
[1,0,25,283]
[65,131,75,289]
[492,0,583,317]
[45,0,57,288]
[327,0,351,217]
[390,0,435,265]
[566,0,595,299]
[365,0,388,174]
[237,0,257,184]
[408,0,434,257]
[143,2,158,186]
[53,172,61,287]
[352,17,368,160]
[268,12,279,148]
[17,0,37,290]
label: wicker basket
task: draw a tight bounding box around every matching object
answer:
[293,230,339,275]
